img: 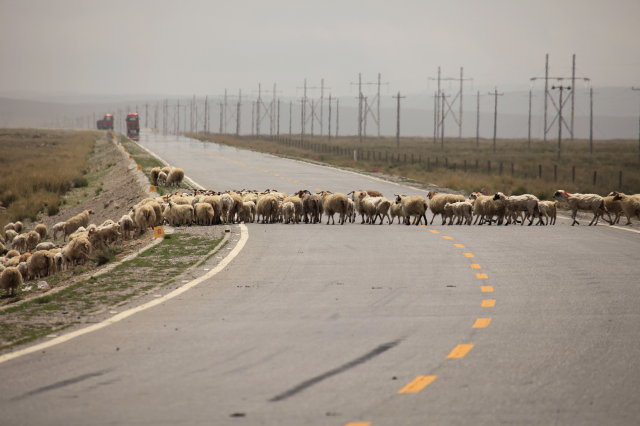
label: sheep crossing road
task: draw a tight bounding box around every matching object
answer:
[0,132,639,426]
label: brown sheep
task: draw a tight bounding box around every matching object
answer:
[1,266,23,296]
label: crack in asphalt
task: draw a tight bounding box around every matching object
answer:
[269,339,401,402]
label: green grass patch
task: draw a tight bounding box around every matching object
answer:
[0,233,223,350]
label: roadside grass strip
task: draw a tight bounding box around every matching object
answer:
[0,233,222,351]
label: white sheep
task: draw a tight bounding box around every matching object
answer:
[63,209,94,241]
[118,214,135,239]
[51,221,66,240]
[493,192,540,226]
[553,190,607,226]
[394,195,428,226]
[133,204,157,234]
[34,223,48,240]
[256,194,279,223]
[11,234,27,253]
[320,192,349,225]
[35,242,56,251]
[166,168,185,186]
[389,202,404,224]
[163,202,194,226]
[194,202,215,225]
[427,191,466,225]
[612,192,640,225]
[4,229,17,244]
[282,201,295,224]
[444,201,473,225]
[1,266,23,296]
[157,171,168,186]
[536,200,558,225]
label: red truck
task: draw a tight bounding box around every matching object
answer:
[96,113,114,130]
[126,112,140,140]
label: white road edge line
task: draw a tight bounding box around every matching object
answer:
[556,214,640,234]
[0,224,249,365]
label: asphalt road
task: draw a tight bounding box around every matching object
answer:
[1,132,639,426]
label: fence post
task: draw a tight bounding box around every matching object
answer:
[427,157,431,171]
[404,153,407,163]
[411,153,414,163]
[593,170,597,185]
[445,157,448,168]
[487,160,491,174]
[475,159,479,170]
[511,162,514,177]
[499,162,503,176]
[353,149,357,162]
[538,164,542,179]
[572,165,576,183]
[619,170,623,189]
[464,159,467,173]
[554,165,557,182]
[435,157,439,168]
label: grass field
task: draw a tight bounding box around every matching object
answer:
[0,129,98,230]
[188,133,640,199]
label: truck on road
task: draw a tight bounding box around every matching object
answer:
[96,113,114,130]
[126,112,140,140]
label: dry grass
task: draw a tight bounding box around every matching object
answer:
[0,129,97,229]
[188,133,640,199]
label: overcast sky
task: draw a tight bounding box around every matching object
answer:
[1,0,639,98]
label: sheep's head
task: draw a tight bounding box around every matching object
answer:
[612,192,625,201]
[553,190,569,199]
[493,192,506,201]
[427,191,437,199]
[394,194,405,204]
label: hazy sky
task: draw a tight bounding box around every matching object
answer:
[1,0,639,98]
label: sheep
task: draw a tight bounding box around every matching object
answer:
[134,203,157,234]
[51,222,66,241]
[603,194,623,225]
[282,195,303,224]
[89,223,121,248]
[394,195,428,226]
[296,190,322,224]
[238,201,256,223]
[282,201,295,224]
[118,214,136,239]
[469,192,505,225]
[27,250,55,280]
[1,266,23,296]
[63,209,94,241]
[389,202,404,224]
[357,193,382,224]
[374,198,392,225]
[256,194,279,223]
[320,192,349,225]
[611,192,640,225]
[346,199,356,223]
[163,202,194,226]
[62,235,92,268]
[5,250,20,260]
[553,190,607,226]
[13,221,23,233]
[427,191,465,225]
[54,252,64,272]
[0,241,5,255]
[493,192,540,226]
[220,193,235,224]
[3,222,15,234]
[348,190,372,224]
[11,234,28,253]
[4,229,17,244]
[17,262,28,282]
[161,166,171,176]
[34,223,48,240]
[150,167,162,185]
[194,202,215,225]
[226,192,245,223]
[536,200,558,225]
[157,171,168,186]
[444,201,474,225]
[201,195,223,224]
[166,168,185,186]
[35,242,56,252]
[26,230,41,251]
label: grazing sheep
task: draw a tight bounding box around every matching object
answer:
[54,252,64,272]
[194,202,215,225]
[11,234,28,253]
[320,192,349,225]
[282,201,295,224]
[89,223,121,248]
[51,222,66,241]
[157,171,168,186]
[62,235,92,268]
[4,229,17,244]
[27,250,55,280]
[150,167,161,185]
[35,242,56,252]
[17,262,28,282]
[26,230,41,251]
[537,201,558,225]
[493,192,540,226]
[201,195,223,224]
[1,266,23,296]
[553,190,607,226]
[161,166,171,176]
[3,223,15,234]
[63,209,94,241]
[34,223,48,240]
[427,191,466,225]
[163,202,194,226]
[256,194,279,223]
[394,195,428,226]
[166,168,185,186]
[134,204,157,234]
[5,250,20,260]
[612,192,640,225]
[13,221,23,233]
[118,214,135,239]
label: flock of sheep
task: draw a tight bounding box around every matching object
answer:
[1,186,638,297]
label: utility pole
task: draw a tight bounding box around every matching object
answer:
[571,53,576,140]
[489,88,504,153]
[633,87,640,162]
[589,87,594,155]
[552,85,571,160]
[288,100,292,136]
[393,92,406,149]
[351,73,387,140]
[433,91,438,144]
[429,66,473,140]
[476,90,481,148]
[145,103,148,128]
[336,98,340,138]
[528,89,532,151]
[327,94,332,140]
[236,90,242,136]
[204,96,208,133]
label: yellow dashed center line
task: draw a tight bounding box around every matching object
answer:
[344,423,371,426]
[446,344,474,359]
[442,236,453,240]
[470,263,481,269]
[472,318,492,328]
[429,229,440,234]
[454,243,465,248]
[481,285,494,293]
[398,375,437,394]
[481,299,496,307]
[463,252,475,258]
[475,273,489,279]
